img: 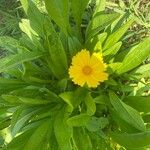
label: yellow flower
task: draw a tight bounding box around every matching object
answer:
[69,49,108,88]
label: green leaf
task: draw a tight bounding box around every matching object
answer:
[0,50,44,73]
[86,116,109,132]
[57,78,68,93]
[22,62,50,80]
[73,128,92,150]
[94,95,109,105]
[109,91,146,131]
[7,119,51,150]
[89,132,109,150]
[20,34,43,52]
[110,12,130,33]
[105,78,118,86]
[143,114,150,123]
[84,93,96,116]
[54,107,73,150]
[0,78,27,95]
[0,117,11,130]
[131,64,150,78]
[20,0,45,36]
[67,114,90,127]
[0,107,9,117]
[2,95,51,105]
[44,20,68,79]
[11,108,39,137]
[86,32,107,51]
[59,92,74,112]
[11,107,24,131]
[103,41,122,62]
[7,128,35,150]
[59,87,88,112]
[71,0,89,30]
[94,0,106,14]
[68,36,82,56]
[108,62,122,73]
[45,0,71,35]
[0,36,19,53]
[103,42,122,56]
[111,110,139,133]
[30,109,52,123]
[111,131,150,148]
[86,12,120,40]
[124,96,150,113]
[117,38,150,74]
[114,48,130,62]
[23,119,52,150]
[9,87,57,101]
[103,19,134,50]
[19,19,38,40]
[4,67,23,79]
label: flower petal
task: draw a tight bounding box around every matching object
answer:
[69,49,108,88]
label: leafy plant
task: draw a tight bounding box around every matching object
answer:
[106,0,150,46]
[0,0,150,149]
[0,0,23,37]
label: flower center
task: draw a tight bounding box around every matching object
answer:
[82,66,92,75]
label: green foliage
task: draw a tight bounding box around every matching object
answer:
[106,0,150,46]
[0,0,22,37]
[45,0,71,35]
[71,0,89,33]
[103,19,134,50]
[109,91,146,131]
[0,0,150,149]
[117,37,150,74]
[54,107,72,150]
[86,12,120,41]
[111,131,150,149]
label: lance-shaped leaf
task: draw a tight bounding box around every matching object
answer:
[0,36,20,53]
[54,107,73,150]
[0,50,44,73]
[117,37,150,74]
[6,128,35,149]
[73,128,92,150]
[11,109,39,137]
[0,117,11,130]
[103,42,122,56]
[86,12,120,40]
[84,93,96,116]
[44,20,68,79]
[103,19,134,50]
[109,91,146,131]
[59,87,88,112]
[2,95,51,105]
[131,64,150,78]
[124,96,150,113]
[71,0,89,31]
[0,78,27,95]
[67,114,91,127]
[20,0,45,36]
[7,119,52,150]
[94,0,106,14]
[24,119,52,150]
[45,0,71,35]
[111,131,150,149]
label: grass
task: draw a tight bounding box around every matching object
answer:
[0,0,23,37]
[0,0,23,59]
[106,0,150,42]
[0,0,149,39]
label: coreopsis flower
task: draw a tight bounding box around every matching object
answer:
[69,49,108,88]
